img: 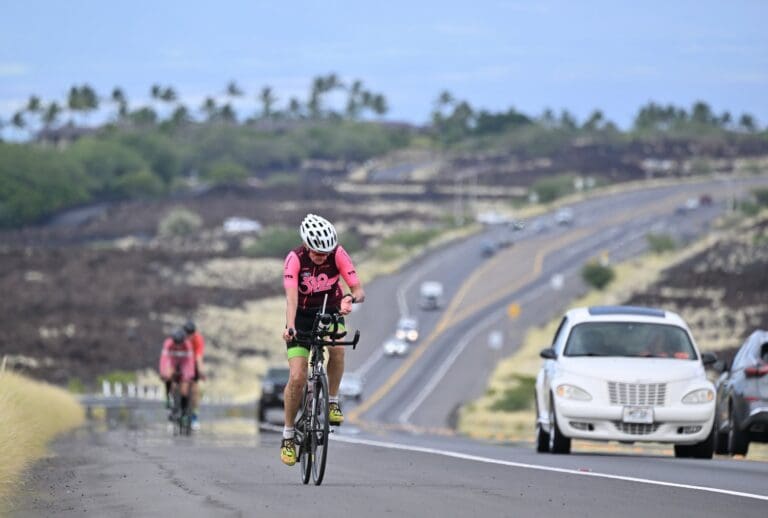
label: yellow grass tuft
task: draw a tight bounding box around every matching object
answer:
[0,370,84,505]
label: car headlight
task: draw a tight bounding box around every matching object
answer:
[407,330,418,341]
[396,330,406,340]
[556,384,592,401]
[682,388,714,404]
[262,381,275,394]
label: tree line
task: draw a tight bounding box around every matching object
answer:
[0,73,765,229]
[1,74,389,139]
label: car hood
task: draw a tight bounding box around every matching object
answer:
[558,357,705,383]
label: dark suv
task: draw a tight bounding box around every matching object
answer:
[258,367,290,422]
[714,330,768,456]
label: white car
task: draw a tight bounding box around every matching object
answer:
[395,317,419,342]
[383,336,409,357]
[339,372,364,402]
[535,305,718,457]
[554,207,574,225]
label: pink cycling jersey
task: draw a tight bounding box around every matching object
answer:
[283,245,360,310]
[159,338,195,381]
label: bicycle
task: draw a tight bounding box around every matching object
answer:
[290,302,360,486]
[168,363,192,436]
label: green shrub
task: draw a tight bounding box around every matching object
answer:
[381,228,441,249]
[157,207,203,237]
[244,226,298,257]
[489,375,535,412]
[204,160,248,183]
[531,174,575,203]
[646,233,676,254]
[753,188,768,207]
[739,200,760,216]
[582,260,615,290]
[264,172,300,188]
[67,377,86,394]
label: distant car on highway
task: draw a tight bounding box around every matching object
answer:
[419,281,444,310]
[713,329,768,457]
[554,207,574,226]
[395,316,419,342]
[258,366,289,422]
[480,240,497,257]
[383,336,409,357]
[535,305,717,457]
[339,372,364,402]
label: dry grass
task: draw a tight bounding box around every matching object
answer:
[0,370,84,506]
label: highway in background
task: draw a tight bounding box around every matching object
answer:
[14,176,768,517]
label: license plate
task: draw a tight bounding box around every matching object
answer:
[623,406,653,424]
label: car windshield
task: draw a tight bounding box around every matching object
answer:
[398,318,417,330]
[564,322,697,359]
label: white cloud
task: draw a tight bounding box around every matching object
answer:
[0,63,29,77]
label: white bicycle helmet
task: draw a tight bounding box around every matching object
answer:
[300,213,338,253]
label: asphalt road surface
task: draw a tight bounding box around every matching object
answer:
[13,175,768,517]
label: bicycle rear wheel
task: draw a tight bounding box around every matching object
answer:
[298,385,312,484]
[311,374,330,485]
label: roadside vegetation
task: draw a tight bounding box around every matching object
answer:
[0,369,84,506]
[1,72,767,228]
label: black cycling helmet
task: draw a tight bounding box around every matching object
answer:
[172,329,186,344]
[183,320,196,334]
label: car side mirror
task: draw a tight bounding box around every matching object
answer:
[700,352,717,367]
[711,360,728,374]
[540,347,557,360]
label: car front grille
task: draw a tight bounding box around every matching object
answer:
[607,382,666,406]
[612,421,661,435]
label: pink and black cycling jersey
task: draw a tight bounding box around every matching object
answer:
[283,245,360,310]
[159,338,195,381]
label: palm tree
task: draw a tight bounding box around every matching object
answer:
[308,76,324,119]
[288,97,302,119]
[583,110,604,131]
[259,86,277,118]
[11,111,26,133]
[111,87,128,122]
[226,81,243,97]
[42,101,62,130]
[67,86,83,124]
[169,105,190,127]
[738,113,756,133]
[371,93,388,117]
[219,103,236,124]
[200,97,217,122]
[80,84,99,124]
[345,79,364,119]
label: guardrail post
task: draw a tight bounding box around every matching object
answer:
[114,382,123,397]
[127,383,136,398]
[102,380,111,397]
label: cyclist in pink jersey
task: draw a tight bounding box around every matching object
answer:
[279,213,365,466]
[159,329,195,418]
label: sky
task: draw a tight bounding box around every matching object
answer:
[1,0,767,129]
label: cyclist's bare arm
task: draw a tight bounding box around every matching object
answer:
[283,286,298,341]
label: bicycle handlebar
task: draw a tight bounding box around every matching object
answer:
[288,312,360,350]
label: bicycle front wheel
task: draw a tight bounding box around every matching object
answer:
[298,385,312,485]
[311,374,330,485]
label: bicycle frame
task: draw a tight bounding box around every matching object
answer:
[293,298,360,486]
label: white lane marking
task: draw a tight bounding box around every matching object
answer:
[331,435,768,502]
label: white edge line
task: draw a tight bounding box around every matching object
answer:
[331,435,768,502]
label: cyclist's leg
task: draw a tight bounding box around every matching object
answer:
[326,316,347,397]
[283,354,308,429]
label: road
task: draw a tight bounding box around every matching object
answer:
[13,175,768,517]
